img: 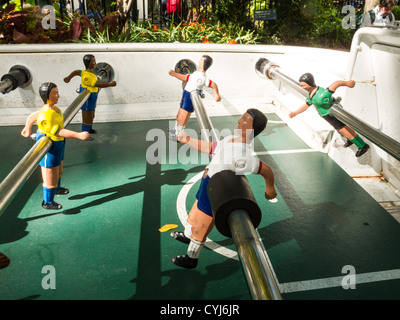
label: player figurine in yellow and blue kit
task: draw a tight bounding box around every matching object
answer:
[21,82,91,210]
[63,54,117,134]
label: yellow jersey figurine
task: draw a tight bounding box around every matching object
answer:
[64,54,117,134]
[21,82,90,210]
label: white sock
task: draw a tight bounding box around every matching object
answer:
[187,238,204,259]
[175,121,185,135]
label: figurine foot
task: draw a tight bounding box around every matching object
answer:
[344,140,353,148]
[172,254,198,269]
[55,187,69,195]
[42,201,63,210]
[168,128,178,141]
[355,144,370,157]
[170,231,190,244]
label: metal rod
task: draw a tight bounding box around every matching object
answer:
[190,91,219,143]
[0,79,13,93]
[269,68,307,97]
[228,209,282,300]
[190,88,282,300]
[256,57,400,161]
[330,104,400,161]
[0,89,90,217]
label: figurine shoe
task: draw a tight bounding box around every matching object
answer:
[168,128,178,141]
[55,187,69,195]
[170,231,190,244]
[355,144,370,157]
[172,254,198,269]
[344,140,353,148]
[89,128,97,134]
[42,201,63,210]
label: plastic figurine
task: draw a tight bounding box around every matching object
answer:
[168,55,221,139]
[21,82,90,210]
[170,109,277,269]
[63,54,117,134]
[289,73,369,157]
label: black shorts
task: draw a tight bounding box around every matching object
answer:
[322,114,346,130]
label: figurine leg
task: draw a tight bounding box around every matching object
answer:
[55,161,69,195]
[82,110,95,133]
[41,166,62,209]
[172,200,214,269]
[338,126,369,157]
[176,108,191,127]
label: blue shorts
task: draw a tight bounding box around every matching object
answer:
[180,89,202,113]
[80,86,98,111]
[36,130,65,168]
[195,175,213,217]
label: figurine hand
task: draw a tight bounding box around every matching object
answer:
[79,131,91,140]
[215,94,221,102]
[63,77,70,83]
[21,127,31,138]
[168,70,175,76]
[288,112,296,118]
[265,187,277,200]
[348,80,355,88]
[109,81,117,87]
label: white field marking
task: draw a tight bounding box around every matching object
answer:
[268,120,286,124]
[278,269,400,293]
[254,149,319,156]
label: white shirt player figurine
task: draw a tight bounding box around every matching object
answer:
[168,55,221,140]
[171,109,278,269]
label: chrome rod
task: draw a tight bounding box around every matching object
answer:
[228,209,282,300]
[0,89,90,217]
[330,104,400,161]
[190,91,219,144]
[0,79,13,93]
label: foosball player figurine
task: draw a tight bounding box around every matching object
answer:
[170,108,277,269]
[63,54,117,134]
[21,82,90,210]
[168,55,221,140]
[289,73,370,157]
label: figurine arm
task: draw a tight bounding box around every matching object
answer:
[63,70,81,83]
[258,161,277,200]
[21,111,40,137]
[177,132,213,153]
[289,103,311,118]
[169,70,188,82]
[210,81,221,102]
[58,128,90,140]
[96,80,117,88]
[328,80,355,92]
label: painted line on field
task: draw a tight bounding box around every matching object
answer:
[254,148,319,156]
[279,269,400,293]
